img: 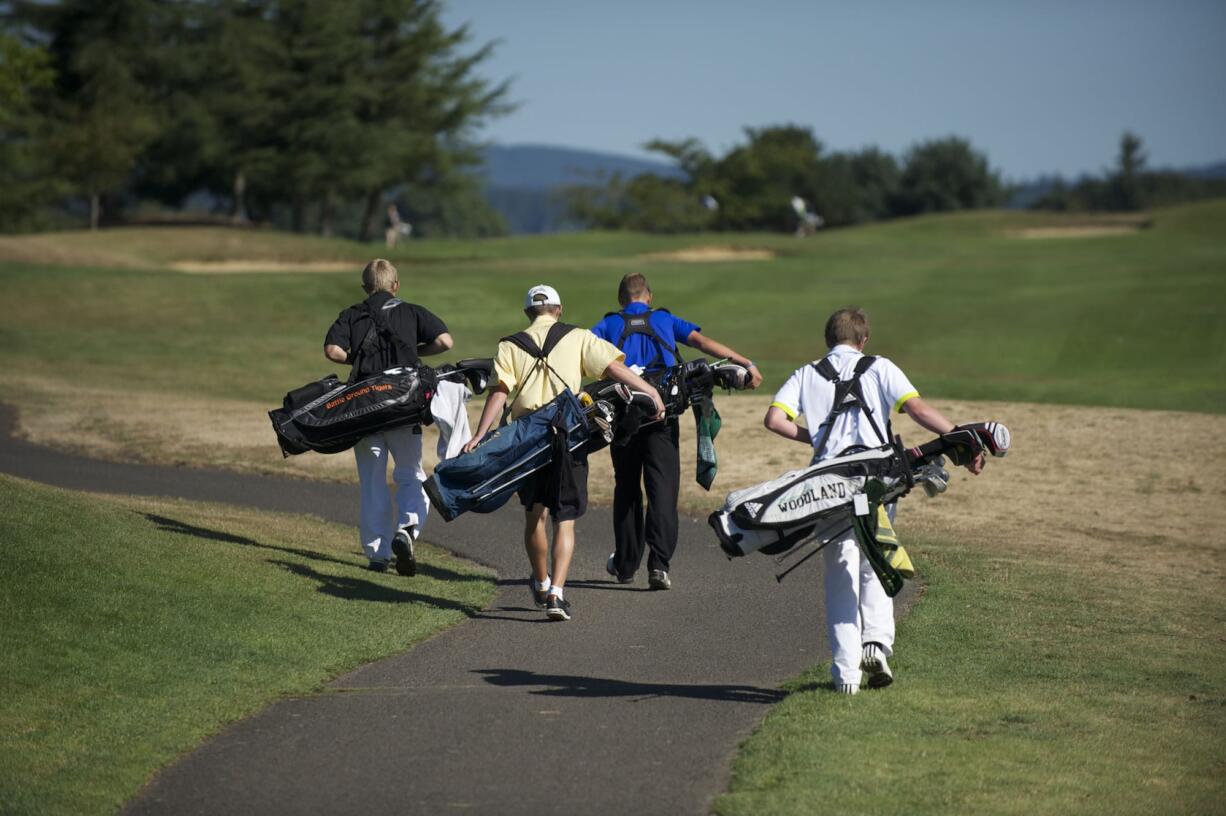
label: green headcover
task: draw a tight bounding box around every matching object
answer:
[692,395,722,490]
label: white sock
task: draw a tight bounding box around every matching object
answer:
[534,576,552,592]
[547,585,564,600]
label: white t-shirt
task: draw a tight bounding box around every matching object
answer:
[771,345,919,460]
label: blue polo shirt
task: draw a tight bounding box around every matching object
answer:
[591,302,700,372]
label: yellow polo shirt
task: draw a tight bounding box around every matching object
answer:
[495,315,624,419]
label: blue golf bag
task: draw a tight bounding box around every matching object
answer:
[424,389,595,522]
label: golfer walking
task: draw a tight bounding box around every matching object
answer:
[324,259,453,574]
[592,273,762,589]
[465,285,663,620]
[763,307,983,693]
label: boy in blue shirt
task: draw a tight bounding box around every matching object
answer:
[592,273,763,588]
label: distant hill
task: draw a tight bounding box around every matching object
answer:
[477,144,684,233]
[478,144,683,190]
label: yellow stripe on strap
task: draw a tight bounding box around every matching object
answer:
[770,401,797,420]
[893,391,919,414]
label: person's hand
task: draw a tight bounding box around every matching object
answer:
[461,432,486,454]
[966,452,986,475]
[651,388,666,421]
[746,365,763,390]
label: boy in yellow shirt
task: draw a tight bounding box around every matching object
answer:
[466,285,664,620]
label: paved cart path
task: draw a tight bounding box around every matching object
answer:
[0,406,915,816]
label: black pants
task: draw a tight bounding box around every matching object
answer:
[610,418,680,577]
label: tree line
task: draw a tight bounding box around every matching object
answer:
[563,125,1004,233]
[1029,131,1226,212]
[0,0,510,237]
[564,127,1226,234]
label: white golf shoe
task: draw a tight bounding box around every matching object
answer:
[861,642,894,689]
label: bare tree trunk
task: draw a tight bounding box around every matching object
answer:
[291,196,305,233]
[319,196,333,237]
[230,170,248,223]
[89,192,100,230]
[357,188,381,242]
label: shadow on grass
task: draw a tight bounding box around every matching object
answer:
[271,560,481,613]
[473,668,785,704]
[143,512,487,584]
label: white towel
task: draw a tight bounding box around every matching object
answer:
[430,379,472,460]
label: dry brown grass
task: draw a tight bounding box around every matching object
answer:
[638,246,776,262]
[11,380,1225,579]
[169,260,357,274]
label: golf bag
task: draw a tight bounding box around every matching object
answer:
[424,388,605,522]
[708,421,1012,596]
[581,358,750,451]
[269,359,493,457]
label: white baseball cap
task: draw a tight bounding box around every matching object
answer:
[524,284,561,308]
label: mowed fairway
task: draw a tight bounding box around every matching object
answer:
[0,200,1223,412]
[0,201,1224,814]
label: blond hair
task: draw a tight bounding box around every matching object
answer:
[361,258,398,294]
[617,273,651,306]
[824,307,870,348]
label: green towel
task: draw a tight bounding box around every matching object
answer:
[692,396,722,490]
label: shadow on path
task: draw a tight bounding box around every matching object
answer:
[272,560,482,613]
[473,668,786,704]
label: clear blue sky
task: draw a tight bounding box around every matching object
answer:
[441,0,1226,180]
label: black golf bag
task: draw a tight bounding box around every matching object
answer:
[269,359,493,457]
[580,358,749,451]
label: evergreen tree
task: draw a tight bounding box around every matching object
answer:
[0,34,59,231]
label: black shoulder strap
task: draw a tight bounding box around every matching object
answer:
[347,301,409,383]
[613,308,681,368]
[500,323,577,359]
[542,322,578,355]
[501,330,542,358]
[497,323,579,422]
[810,354,887,456]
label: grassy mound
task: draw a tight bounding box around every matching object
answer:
[0,475,494,815]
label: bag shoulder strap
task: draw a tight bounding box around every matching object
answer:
[613,308,681,368]
[810,354,887,455]
[496,323,579,423]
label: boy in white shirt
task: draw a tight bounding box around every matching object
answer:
[763,307,983,694]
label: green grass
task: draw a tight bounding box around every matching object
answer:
[0,200,1223,411]
[714,536,1226,816]
[0,475,495,815]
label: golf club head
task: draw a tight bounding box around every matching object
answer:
[918,463,949,497]
[591,400,615,443]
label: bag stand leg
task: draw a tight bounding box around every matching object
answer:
[773,523,851,583]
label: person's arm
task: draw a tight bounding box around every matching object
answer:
[324,344,348,365]
[418,332,454,357]
[764,405,811,445]
[684,330,763,389]
[462,383,508,453]
[603,359,666,420]
[903,397,984,474]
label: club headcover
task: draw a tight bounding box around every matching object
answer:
[942,422,1011,466]
[711,362,751,391]
[454,358,494,395]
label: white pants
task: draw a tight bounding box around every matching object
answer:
[354,426,428,563]
[820,507,896,686]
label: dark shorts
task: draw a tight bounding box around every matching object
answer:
[518,454,588,521]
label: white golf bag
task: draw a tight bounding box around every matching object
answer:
[708,421,1011,595]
